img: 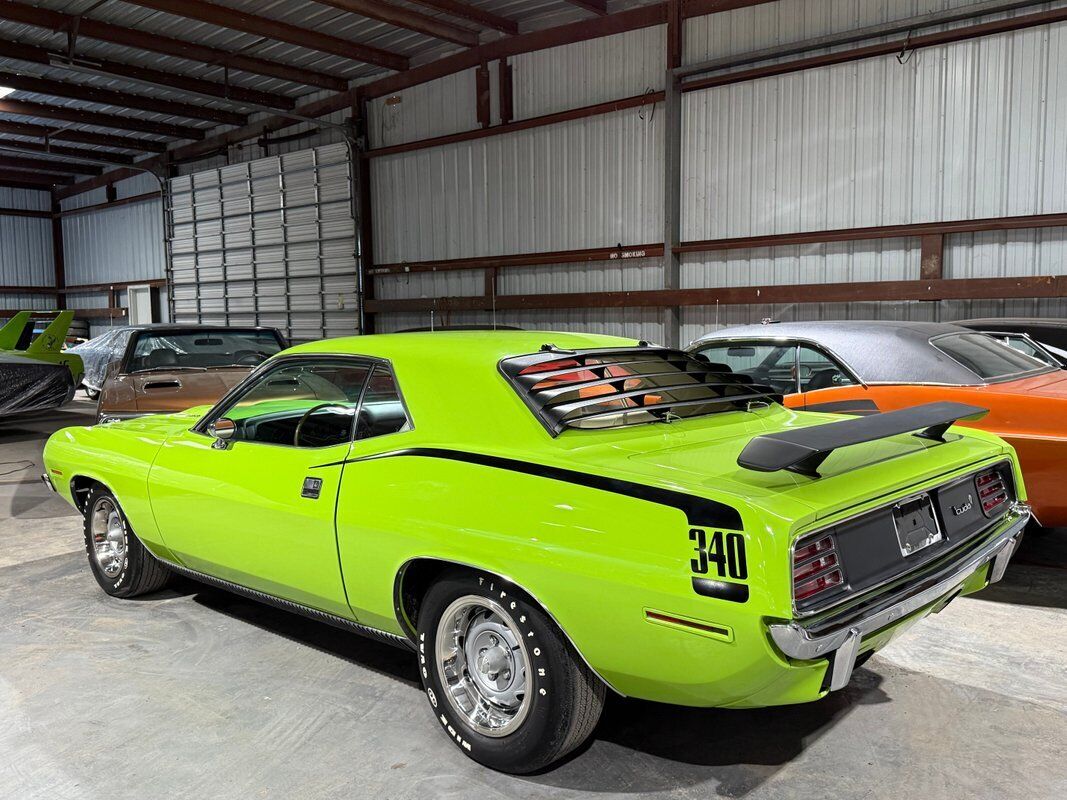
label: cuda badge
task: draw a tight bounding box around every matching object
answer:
[952,495,974,516]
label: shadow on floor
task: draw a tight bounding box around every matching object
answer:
[146,577,882,797]
[980,529,1067,611]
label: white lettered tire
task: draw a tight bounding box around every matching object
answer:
[83,485,171,598]
[417,570,605,773]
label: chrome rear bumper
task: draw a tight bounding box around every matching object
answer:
[769,503,1029,691]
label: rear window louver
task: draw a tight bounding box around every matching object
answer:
[500,345,782,435]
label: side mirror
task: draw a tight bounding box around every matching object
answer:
[208,417,236,449]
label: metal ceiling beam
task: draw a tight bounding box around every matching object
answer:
[0,179,54,191]
[0,98,203,139]
[122,0,409,71]
[0,0,349,91]
[0,166,72,185]
[562,0,608,15]
[0,68,246,126]
[402,0,518,35]
[0,119,165,152]
[315,0,479,46]
[0,40,296,111]
[0,153,101,175]
[0,136,135,165]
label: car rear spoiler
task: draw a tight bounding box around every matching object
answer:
[737,401,989,478]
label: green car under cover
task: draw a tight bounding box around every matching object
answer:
[43,331,1030,772]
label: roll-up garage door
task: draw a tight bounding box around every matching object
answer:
[165,142,359,342]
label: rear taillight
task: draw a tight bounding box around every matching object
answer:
[793,534,845,605]
[975,468,1009,517]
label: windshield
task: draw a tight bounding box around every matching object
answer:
[500,347,779,435]
[127,330,283,372]
[931,333,1051,381]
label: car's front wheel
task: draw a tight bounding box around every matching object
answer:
[417,570,605,773]
[83,485,171,598]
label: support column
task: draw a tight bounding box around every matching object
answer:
[661,0,683,348]
[50,192,66,310]
[351,93,376,334]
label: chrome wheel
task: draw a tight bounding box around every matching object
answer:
[435,596,531,738]
[90,497,126,579]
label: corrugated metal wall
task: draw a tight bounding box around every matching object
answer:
[0,187,55,315]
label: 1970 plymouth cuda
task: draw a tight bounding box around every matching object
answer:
[43,331,1029,772]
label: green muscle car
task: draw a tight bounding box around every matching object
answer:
[42,331,1030,772]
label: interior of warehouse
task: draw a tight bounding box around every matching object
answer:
[1,1,1066,798]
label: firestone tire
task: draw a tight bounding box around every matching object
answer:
[83,485,171,598]
[417,570,606,773]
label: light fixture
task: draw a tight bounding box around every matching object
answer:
[0,86,14,99]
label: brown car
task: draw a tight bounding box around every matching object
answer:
[96,325,286,422]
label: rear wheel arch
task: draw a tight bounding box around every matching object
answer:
[392,557,619,696]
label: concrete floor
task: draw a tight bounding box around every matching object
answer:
[2,403,1066,800]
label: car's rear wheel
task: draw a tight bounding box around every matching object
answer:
[417,570,605,773]
[83,485,171,598]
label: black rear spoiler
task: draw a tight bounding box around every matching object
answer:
[737,401,989,478]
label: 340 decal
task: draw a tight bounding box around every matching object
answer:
[690,528,748,580]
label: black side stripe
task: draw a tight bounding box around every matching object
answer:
[321,447,743,531]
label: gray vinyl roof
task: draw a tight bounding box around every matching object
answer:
[690,320,1013,385]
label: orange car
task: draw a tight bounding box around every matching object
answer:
[691,321,1067,527]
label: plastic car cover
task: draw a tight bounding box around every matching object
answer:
[0,355,74,415]
[68,330,128,391]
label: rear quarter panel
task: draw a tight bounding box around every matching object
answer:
[334,451,797,707]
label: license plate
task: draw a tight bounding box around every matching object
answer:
[892,494,943,557]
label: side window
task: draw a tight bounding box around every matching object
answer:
[694,342,799,394]
[216,360,371,448]
[355,367,412,440]
[796,345,855,391]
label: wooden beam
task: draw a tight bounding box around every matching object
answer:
[920,234,944,280]
[0,205,50,218]
[681,5,1067,93]
[404,0,518,35]
[366,276,1067,314]
[315,0,479,46]
[0,137,135,166]
[365,91,664,157]
[0,0,349,91]
[123,0,408,72]
[0,154,100,176]
[0,99,203,139]
[0,40,296,111]
[370,243,663,275]
[0,167,71,186]
[0,69,246,126]
[676,213,1067,253]
[564,0,609,16]
[0,119,167,153]
[0,179,54,191]
[55,191,161,217]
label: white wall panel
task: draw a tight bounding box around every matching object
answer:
[512,26,665,118]
[498,257,662,295]
[368,68,481,148]
[62,199,165,285]
[683,0,1060,65]
[680,238,918,288]
[375,308,664,343]
[372,105,662,264]
[683,21,1067,240]
[0,216,53,288]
